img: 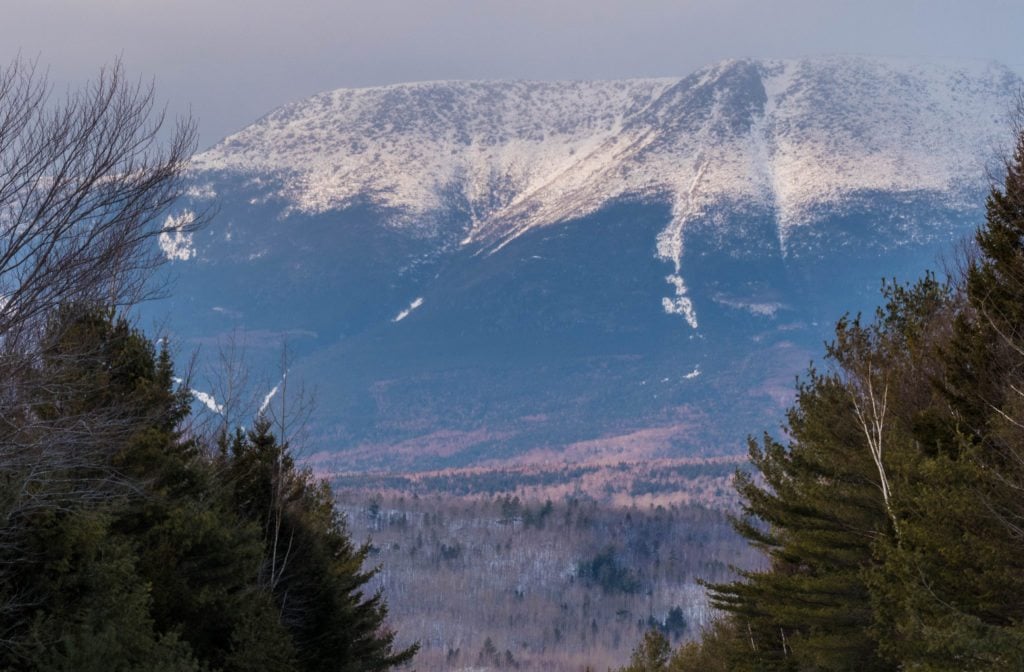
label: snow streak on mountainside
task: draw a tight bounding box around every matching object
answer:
[189,56,1019,328]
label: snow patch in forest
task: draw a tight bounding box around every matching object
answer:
[192,390,223,415]
[173,377,223,414]
[159,210,196,261]
[392,297,424,323]
[712,294,784,317]
[662,274,698,329]
[260,378,282,415]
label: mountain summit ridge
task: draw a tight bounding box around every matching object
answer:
[191,56,1017,245]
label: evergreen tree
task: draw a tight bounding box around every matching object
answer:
[619,630,672,672]
[222,418,417,672]
[11,508,201,672]
[0,306,218,670]
[0,306,412,671]
[707,276,955,672]
[665,618,749,672]
[671,128,1024,670]
[866,130,1024,670]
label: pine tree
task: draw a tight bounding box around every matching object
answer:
[706,277,956,672]
[866,129,1024,670]
[619,630,672,672]
[1,306,413,671]
[654,124,1024,672]
[709,376,889,671]
[223,418,417,672]
[687,130,1024,670]
[7,505,204,672]
[665,618,748,672]
[0,306,214,670]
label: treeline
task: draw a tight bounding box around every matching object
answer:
[0,61,413,671]
[332,461,740,499]
[618,130,1024,670]
[330,457,745,512]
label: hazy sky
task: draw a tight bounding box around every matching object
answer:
[4,0,1024,148]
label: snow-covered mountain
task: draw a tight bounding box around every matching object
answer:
[195,57,1011,238]
[157,57,1021,470]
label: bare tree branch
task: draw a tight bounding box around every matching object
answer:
[0,57,197,618]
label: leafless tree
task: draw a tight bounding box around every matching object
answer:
[259,339,316,592]
[0,57,197,349]
[847,359,897,534]
[0,56,197,619]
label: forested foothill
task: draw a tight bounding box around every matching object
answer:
[615,128,1024,671]
[0,60,413,671]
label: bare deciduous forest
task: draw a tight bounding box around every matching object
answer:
[335,489,761,671]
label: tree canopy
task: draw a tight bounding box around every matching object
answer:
[0,59,415,671]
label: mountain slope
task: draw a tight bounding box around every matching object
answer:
[154,56,1021,470]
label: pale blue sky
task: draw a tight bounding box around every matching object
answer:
[5,0,1024,147]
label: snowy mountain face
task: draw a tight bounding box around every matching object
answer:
[160,57,1021,470]
[195,57,1011,238]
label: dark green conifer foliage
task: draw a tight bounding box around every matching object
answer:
[0,306,217,669]
[223,418,418,672]
[619,630,672,672]
[665,618,749,672]
[707,277,957,672]
[946,132,1024,441]
[0,306,411,671]
[710,378,888,671]
[13,508,201,672]
[866,131,1024,670]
